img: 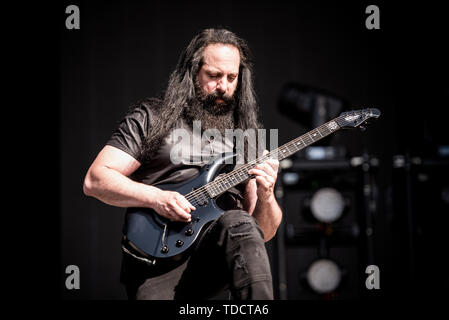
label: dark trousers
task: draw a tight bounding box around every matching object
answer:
[122,210,273,300]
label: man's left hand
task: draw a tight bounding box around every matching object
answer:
[248,150,279,202]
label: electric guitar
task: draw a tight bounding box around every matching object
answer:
[122,108,380,265]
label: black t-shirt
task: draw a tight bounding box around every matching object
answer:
[106,98,245,210]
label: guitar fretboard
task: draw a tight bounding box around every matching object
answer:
[189,115,345,202]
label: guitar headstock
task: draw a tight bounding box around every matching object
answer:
[337,108,381,130]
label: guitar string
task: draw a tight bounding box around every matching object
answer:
[182,113,364,203]
[182,115,351,203]
[183,119,340,203]
[184,113,368,207]
[183,116,352,203]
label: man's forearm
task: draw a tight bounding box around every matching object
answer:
[83,166,160,209]
[252,195,283,242]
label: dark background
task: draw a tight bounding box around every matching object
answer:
[57,0,449,300]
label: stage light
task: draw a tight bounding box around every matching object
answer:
[282,172,300,185]
[306,259,342,294]
[310,188,345,223]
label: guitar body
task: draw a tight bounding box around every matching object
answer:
[124,152,238,261]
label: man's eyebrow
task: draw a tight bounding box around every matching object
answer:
[206,69,221,74]
[207,70,239,78]
[204,65,239,75]
[203,66,221,73]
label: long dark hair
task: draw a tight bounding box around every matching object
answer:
[140,28,262,162]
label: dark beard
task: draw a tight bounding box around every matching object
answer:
[183,81,236,135]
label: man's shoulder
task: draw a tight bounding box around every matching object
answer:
[124,97,164,124]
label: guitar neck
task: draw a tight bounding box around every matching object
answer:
[203,116,345,198]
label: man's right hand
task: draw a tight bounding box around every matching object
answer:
[83,146,195,223]
[152,190,195,222]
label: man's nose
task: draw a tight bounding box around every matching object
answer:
[216,77,228,93]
